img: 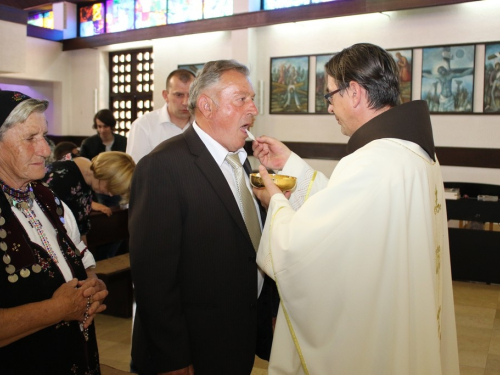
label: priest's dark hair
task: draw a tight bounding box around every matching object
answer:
[325,43,401,110]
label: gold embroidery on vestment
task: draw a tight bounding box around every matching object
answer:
[434,188,441,214]
[435,245,441,274]
[437,306,442,340]
[304,171,317,203]
[270,206,310,375]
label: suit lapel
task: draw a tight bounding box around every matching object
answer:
[183,126,254,243]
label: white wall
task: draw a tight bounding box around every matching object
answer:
[0,0,499,184]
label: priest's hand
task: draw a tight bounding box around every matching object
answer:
[253,165,291,209]
[252,136,291,171]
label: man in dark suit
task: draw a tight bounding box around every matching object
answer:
[129,60,275,375]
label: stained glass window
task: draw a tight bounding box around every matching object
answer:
[28,11,54,29]
[106,0,135,33]
[135,0,167,29]
[204,0,232,19]
[167,0,202,24]
[264,0,335,10]
[79,3,105,37]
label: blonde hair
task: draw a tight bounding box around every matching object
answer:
[90,151,135,202]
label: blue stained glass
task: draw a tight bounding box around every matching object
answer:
[167,0,202,24]
[204,0,232,19]
[106,0,135,33]
[135,0,167,28]
[28,14,44,27]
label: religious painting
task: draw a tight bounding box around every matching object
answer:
[484,42,500,113]
[388,49,413,104]
[421,45,475,113]
[270,56,309,114]
[315,54,335,113]
[178,63,205,76]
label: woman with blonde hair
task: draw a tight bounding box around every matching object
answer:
[44,151,135,245]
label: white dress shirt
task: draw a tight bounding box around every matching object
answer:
[193,122,265,296]
[126,103,193,163]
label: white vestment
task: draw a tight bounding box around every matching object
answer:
[257,139,459,375]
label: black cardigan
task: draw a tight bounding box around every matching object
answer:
[79,133,127,160]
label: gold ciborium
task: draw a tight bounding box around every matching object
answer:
[250,173,297,192]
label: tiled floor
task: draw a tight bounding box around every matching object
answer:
[96,280,500,374]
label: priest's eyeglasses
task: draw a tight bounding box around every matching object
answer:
[324,88,342,105]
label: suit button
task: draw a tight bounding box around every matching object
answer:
[248,255,256,262]
[249,303,256,310]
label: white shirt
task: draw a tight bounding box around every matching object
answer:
[126,103,192,163]
[12,200,95,282]
[193,122,265,296]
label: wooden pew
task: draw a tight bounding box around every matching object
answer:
[87,208,133,318]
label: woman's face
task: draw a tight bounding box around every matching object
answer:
[90,178,111,195]
[0,112,51,189]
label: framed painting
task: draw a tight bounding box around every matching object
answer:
[484,42,500,113]
[178,63,205,75]
[421,45,475,113]
[388,49,413,104]
[270,55,309,114]
[315,54,334,113]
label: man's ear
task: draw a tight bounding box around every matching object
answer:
[161,90,169,102]
[349,81,363,107]
[198,95,213,118]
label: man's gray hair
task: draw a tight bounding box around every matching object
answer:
[188,60,249,115]
[0,99,49,140]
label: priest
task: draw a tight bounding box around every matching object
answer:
[251,43,459,375]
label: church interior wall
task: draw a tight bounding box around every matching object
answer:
[0,0,498,184]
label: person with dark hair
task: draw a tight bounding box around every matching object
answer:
[251,43,459,374]
[80,109,127,161]
[126,68,195,163]
[53,141,79,161]
[80,110,129,259]
[129,60,276,374]
[0,91,108,374]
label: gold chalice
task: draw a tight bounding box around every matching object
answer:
[250,173,297,192]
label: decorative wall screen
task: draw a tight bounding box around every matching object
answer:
[109,48,154,136]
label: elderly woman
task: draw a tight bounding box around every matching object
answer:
[44,151,135,244]
[0,91,107,374]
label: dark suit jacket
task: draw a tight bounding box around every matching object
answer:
[129,126,268,375]
[79,133,127,160]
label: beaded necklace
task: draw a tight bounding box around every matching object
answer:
[1,180,59,264]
